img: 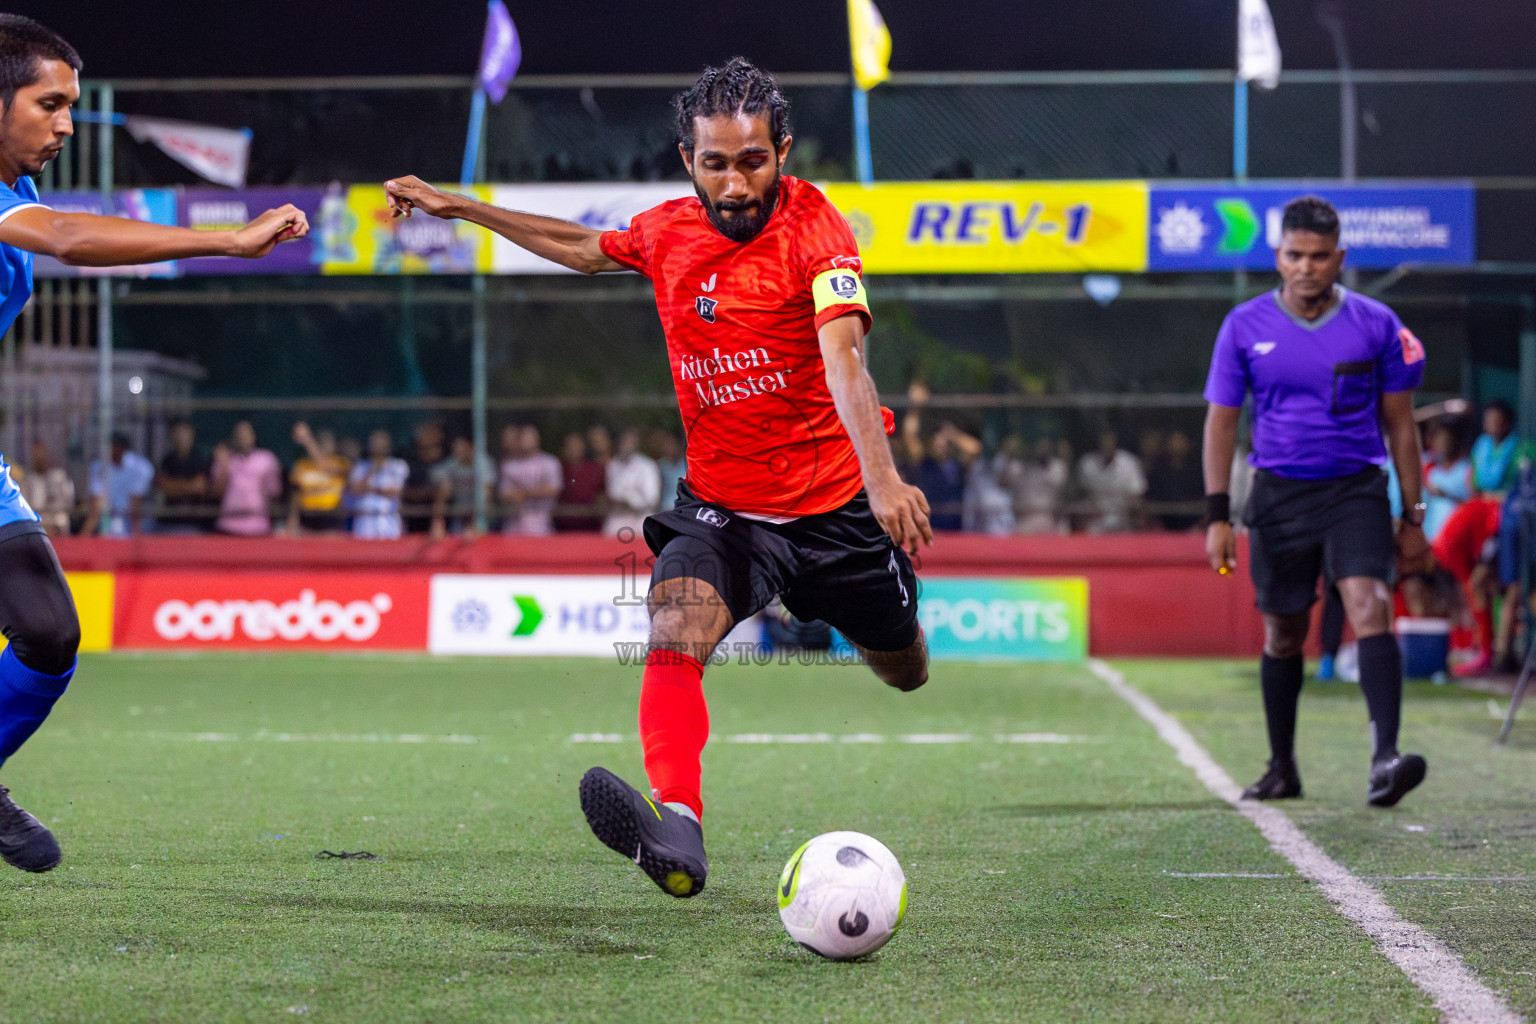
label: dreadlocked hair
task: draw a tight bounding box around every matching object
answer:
[672,57,790,157]
[0,15,80,113]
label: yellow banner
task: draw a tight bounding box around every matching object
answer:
[321,184,494,275]
[820,181,1148,274]
[0,572,114,655]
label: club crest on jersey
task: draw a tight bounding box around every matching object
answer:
[695,295,718,323]
[696,507,729,528]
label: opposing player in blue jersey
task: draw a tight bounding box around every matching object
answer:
[0,16,308,872]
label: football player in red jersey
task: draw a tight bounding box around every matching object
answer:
[385,57,930,898]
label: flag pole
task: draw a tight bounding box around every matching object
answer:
[1232,77,1248,180]
[852,86,874,185]
[460,86,487,188]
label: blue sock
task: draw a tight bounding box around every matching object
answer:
[0,646,72,770]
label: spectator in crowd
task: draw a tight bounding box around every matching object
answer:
[1011,434,1069,535]
[430,435,493,540]
[212,420,283,536]
[1137,428,1164,480]
[1145,428,1205,530]
[286,421,350,535]
[401,421,445,534]
[1422,418,1474,542]
[604,426,661,538]
[499,424,562,535]
[1471,399,1517,494]
[1077,428,1146,533]
[586,424,614,468]
[553,430,605,532]
[898,389,980,531]
[348,428,409,540]
[650,428,687,512]
[85,432,154,537]
[19,441,73,537]
[963,435,1019,535]
[155,419,211,534]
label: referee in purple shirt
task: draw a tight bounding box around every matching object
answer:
[1202,196,1432,807]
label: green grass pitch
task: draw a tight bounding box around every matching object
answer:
[1,652,1534,1022]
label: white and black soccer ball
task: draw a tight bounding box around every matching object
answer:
[776,831,907,960]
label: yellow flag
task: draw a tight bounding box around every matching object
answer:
[847,0,891,92]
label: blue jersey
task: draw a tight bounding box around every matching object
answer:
[1204,287,1425,481]
[0,176,47,527]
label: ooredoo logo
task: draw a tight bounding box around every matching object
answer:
[153,589,394,643]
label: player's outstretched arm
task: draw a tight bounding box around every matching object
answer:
[1202,402,1241,573]
[819,314,933,555]
[0,205,308,267]
[384,176,622,275]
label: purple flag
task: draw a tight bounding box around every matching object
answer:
[477,0,520,103]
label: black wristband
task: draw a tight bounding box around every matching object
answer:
[1207,492,1231,523]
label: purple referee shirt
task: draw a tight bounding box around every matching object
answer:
[1204,287,1425,481]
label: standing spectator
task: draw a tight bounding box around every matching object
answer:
[85,432,154,537]
[401,421,445,534]
[603,426,661,538]
[1145,428,1205,530]
[1012,434,1068,535]
[499,424,562,536]
[553,431,605,531]
[430,435,493,540]
[963,437,1019,535]
[1471,399,1517,494]
[287,422,350,535]
[155,419,211,533]
[18,441,73,537]
[347,429,409,540]
[1077,429,1146,533]
[1422,419,1474,542]
[650,428,687,512]
[212,420,283,536]
[586,424,614,469]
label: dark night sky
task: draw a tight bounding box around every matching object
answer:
[9,0,1534,78]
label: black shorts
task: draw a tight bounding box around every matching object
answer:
[1243,466,1395,616]
[643,482,920,652]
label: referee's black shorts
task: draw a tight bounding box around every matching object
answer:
[642,481,920,652]
[1243,466,1395,617]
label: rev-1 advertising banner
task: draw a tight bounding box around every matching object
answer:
[1147,183,1475,271]
[177,186,330,275]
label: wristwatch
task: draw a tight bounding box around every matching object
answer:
[1403,502,1427,527]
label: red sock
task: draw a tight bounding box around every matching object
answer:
[639,649,708,820]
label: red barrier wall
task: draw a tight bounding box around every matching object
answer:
[52,533,1267,657]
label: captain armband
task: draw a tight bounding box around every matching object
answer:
[811,268,869,315]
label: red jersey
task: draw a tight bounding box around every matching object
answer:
[599,175,875,518]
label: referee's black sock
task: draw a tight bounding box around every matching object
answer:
[1357,633,1402,762]
[1260,653,1305,762]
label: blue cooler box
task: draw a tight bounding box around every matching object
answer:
[1395,617,1451,679]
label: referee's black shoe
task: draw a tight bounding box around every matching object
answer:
[579,767,707,898]
[1242,758,1302,801]
[0,785,61,873]
[1367,753,1427,808]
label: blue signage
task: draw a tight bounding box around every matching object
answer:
[1147,184,1475,271]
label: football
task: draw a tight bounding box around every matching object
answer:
[776,831,907,960]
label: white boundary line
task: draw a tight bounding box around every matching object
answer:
[1087,659,1521,1024]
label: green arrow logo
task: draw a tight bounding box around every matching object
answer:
[510,595,544,637]
[1214,198,1261,255]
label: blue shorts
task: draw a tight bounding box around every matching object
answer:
[1498,491,1527,589]
[0,453,39,529]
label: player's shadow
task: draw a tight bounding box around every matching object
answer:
[987,800,1220,818]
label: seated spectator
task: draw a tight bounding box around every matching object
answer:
[402,421,445,534]
[604,426,661,538]
[1471,399,1517,494]
[1145,428,1204,530]
[649,428,687,512]
[1077,429,1145,534]
[19,440,74,537]
[431,435,493,539]
[1011,435,1068,535]
[348,428,409,540]
[212,420,283,536]
[499,424,562,535]
[287,421,350,535]
[86,432,154,537]
[155,419,211,533]
[1422,419,1474,542]
[963,436,1019,536]
[553,431,605,532]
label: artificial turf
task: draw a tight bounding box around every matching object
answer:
[0,651,1524,1022]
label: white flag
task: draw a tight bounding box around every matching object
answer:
[1238,0,1282,90]
[123,116,251,188]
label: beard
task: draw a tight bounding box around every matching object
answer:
[694,169,782,243]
